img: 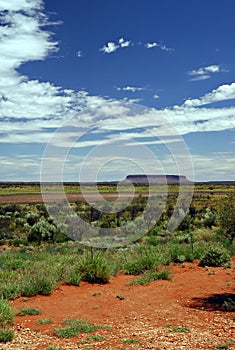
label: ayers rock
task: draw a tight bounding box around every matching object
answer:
[123,174,192,184]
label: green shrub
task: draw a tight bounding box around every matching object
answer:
[168,243,194,263]
[218,195,235,243]
[0,282,21,300]
[65,266,81,286]
[78,250,112,284]
[0,299,14,328]
[123,245,162,275]
[199,245,231,267]
[0,328,14,342]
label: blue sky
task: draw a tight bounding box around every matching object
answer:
[0,0,234,182]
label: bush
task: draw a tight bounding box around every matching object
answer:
[78,250,112,284]
[0,328,14,342]
[218,195,235,243]
[199,245,231,267]
[21,275,54,297]
[0,299,14,343]
[0,299,14,328]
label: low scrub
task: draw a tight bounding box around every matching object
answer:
[17,307,41,316]
[0,329,14,342]
[54,318,110,338]
[0,299,14,343]
[127,269,171,286]
[78,250,112,284]
[199,245,231,267]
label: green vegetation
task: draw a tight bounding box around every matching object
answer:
[0,329,14,342]
[88,334,106,341]
[54,318,111,338]
[216,340,235,349]
[218,195,235,243]
[37,318,52,325]
[0,299,14,342]
[45,347,63,350]
[123,339,139,344]
[17,307,41,316]
[199,245,231,267]
[127,269,171,285]
[0,187,234,311]
[172,326,190,333]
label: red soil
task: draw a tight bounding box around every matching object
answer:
[5,260,235,350]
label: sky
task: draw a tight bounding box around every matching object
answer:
[0,0,235,182]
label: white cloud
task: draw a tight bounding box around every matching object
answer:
[116,86,144,92]
[100,37,132,54]
[153,94,160,99]
[189,75,210,81]
[0,1,234,183]
[76,51,82,57]
[0,2,108,138]
[0,0,42,13]
[183,82,235,107]
[118,37,131,48]
[145,42,174,52]
[188,64,224,81]
[145,42,157,49]
[100,41,119,54]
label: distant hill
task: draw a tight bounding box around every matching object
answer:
[122,174,192,185]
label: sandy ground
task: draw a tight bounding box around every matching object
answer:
[1,261,234,350]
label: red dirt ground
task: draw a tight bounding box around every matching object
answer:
[2,260,235,350]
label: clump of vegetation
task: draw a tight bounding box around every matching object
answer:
[78,250,112,284]
[127,269,171,285]
[123,339,139,344]
[37,318,52,325]
[0,328,14,342]
[218,195,235,243]
[216,340,235,349]
[0,299,14,342]
[172,326,190,333]
[54,318,111,338]
[199,245,231,267]
[17,307,41,316]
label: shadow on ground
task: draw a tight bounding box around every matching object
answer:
[188,293,235,312]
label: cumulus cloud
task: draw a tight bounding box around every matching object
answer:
[183,82,235,107]
[100,41,119,54]
[118,37,131,48]
[100,37,132,54]
[188,64,224,81]
[153,94,160,99]
[0,0,107,137]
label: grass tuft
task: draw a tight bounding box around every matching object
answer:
[17,307,41,316]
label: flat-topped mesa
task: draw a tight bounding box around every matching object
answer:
[124,174,191,184]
